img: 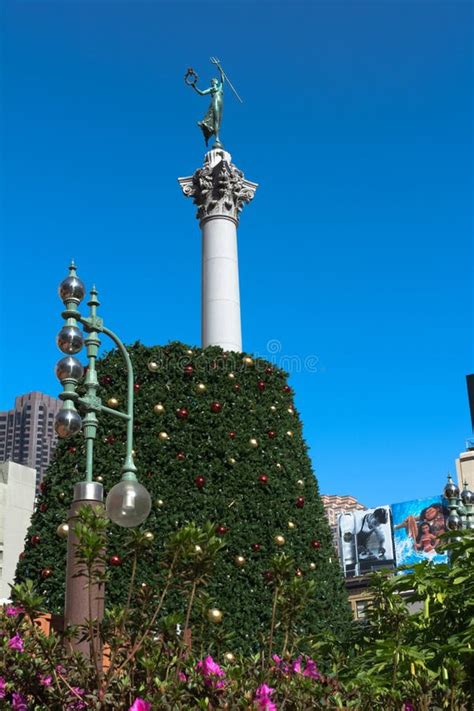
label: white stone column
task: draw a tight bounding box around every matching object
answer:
[179,149,257,353]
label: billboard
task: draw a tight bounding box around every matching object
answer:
[338,505,395,577]
[391,496,448,569]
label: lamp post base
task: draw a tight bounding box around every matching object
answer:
[64,481,105,659]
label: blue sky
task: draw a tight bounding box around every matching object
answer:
[1,0,472,506]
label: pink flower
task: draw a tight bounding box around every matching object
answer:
[303,657,321,680]
[129,700,151,711]
[67,687,86,710]
[291,656,302,674]
[196,655,226,689]
[8,634,24,652]
[0,677,6,699]
[5,605,24,617]
[12,692,28,710]
[255,683,276,710]
[178,672,187,682]
[39,674,52,687]
[404,703,415,711]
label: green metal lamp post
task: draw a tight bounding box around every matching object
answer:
[443,474,474,530]
[55,261,151,652]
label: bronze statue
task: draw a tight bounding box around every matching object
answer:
[185,58,242,149]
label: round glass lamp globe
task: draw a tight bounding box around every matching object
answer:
[106,479,152,528]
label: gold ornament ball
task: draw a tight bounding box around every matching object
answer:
[286,430,294,438]
[275,463,283,470]
[224,652,235,663]
[196,383,207,393]
[156,499,164,507]
[144,531,154,542]
[207,608,223,624]
[288,407,295,415]
[147,361,159,373]
[288,521,296,529]
[186,349,193,355]
[234,555,246,567]
[270,405,277,412]
[132,449,136,457]
[96,476,104,483]
[154,403,165,414]
[228,457,236,466]
[309,562,316,570]
[158,431,169,441]
[274,534,286,546]
[56,522,69,539]
[228,372,235,379]
[195,545,203,553]
[107,397,119,409]
[297,479,304,487]
[242,356,253,366]
[249,438,258,449]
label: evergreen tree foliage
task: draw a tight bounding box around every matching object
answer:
[16,342,351,651]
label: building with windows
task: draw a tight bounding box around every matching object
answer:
[0,392,61,489]
[0,461,36,601]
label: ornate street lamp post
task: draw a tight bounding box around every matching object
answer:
[55,261,151,652]
[443,475,474,530]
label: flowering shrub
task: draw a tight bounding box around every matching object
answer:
[1,508,473,709]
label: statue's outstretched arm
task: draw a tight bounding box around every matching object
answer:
[193,85,212,96]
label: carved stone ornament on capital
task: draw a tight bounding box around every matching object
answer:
[178,149,258,224]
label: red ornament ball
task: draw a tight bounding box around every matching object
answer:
[40,481,47,493]
[228,431,236,439]
[176,451,186,462]
[295,568,303,578]
[210,360,218,370]
[176,407,189,419]
[41,568,53,579]
[265,367,273,375]
[19,552,25,561]
[267,430,277,439]
[183,365,194,376]
[39,503,48,513]
[251,543,261,552]
[195,475,206,489]
[282,385,292,394]
[257,380,266,392]
[296,497,305,509]
[134,383,140,392]
[31,535,41,546]
[67,446,77,454]
[216,525,227,535]
[262,571,274,582]
[258,474,269,485]
[109,555,122,567]
[234,383,241,392]
[311,540,321,550]
[105,435,116,445]
[210,401,222,413]
[100,375,112,386]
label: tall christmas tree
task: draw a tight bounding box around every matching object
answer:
[16,60,351,651]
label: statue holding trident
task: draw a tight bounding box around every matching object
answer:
[185,57,243,149]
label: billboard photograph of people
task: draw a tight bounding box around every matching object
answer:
[391,495,448,569]
[338,505,395,577]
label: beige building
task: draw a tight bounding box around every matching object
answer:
[455,444,474,492]
[0,461,36,601]
[0,392,61,490]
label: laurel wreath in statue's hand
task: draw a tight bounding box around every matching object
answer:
[184,68,198,86]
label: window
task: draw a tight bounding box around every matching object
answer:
[355,600,369,620]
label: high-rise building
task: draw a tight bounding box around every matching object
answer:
[0,392,61,489]
[0,461,36,601]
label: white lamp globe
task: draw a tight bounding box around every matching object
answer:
[106,479,152,528]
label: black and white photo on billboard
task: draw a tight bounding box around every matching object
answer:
[337,505,395,577]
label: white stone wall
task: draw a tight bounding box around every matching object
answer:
[0,461,36,601]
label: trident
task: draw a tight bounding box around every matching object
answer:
[210,57,243,104]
